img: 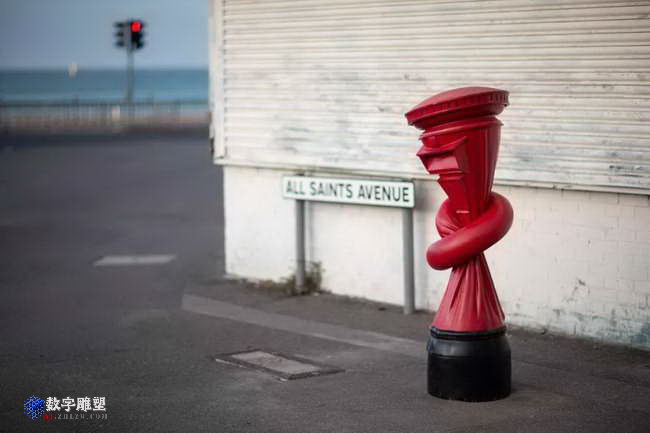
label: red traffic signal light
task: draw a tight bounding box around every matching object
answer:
[129,20,145,49]
[130,21,142,33]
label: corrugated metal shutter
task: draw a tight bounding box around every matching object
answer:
[211,0,650,193]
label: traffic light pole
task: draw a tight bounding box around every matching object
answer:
[114,19,144,121]
[126,45,134,120]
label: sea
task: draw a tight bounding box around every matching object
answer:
[0,69,208,102]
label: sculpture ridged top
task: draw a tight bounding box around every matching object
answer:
[406,86,513,333]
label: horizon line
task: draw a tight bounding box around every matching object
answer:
[0,66,209,72]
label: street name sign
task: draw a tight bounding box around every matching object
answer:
[283,176,414,208]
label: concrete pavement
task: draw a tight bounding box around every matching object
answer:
[1,132,648,432]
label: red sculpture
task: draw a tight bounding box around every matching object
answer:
[406,87,513,401]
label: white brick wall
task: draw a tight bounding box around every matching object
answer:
[489,185,649,348]
[223,165,650,349]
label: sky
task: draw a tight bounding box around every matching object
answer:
[0,0,208,69]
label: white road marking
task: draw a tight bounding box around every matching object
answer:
[182,294,424,359]
[93,254,176,266]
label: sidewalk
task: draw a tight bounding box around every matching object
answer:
[182,277,650,433]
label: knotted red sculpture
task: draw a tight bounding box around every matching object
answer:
[406,87,513,401]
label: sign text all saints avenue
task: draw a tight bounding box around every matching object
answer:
[283,176,414,208]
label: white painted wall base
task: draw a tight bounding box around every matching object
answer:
[223,165,650,349]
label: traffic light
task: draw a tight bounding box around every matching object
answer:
[114,21,127,48]
[114,20,146,50]
[129,20,145,50]
[113,19,146,105]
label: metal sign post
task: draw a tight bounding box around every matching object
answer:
[401,206,415,314]
[294,198,306,294]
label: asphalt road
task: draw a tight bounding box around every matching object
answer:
[1,132,649,433]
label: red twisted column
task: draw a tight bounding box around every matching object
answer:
[406,87,513,401]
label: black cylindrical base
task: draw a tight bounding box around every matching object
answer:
[427,326,511,402]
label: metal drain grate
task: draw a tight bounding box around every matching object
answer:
[215,350,343,380]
